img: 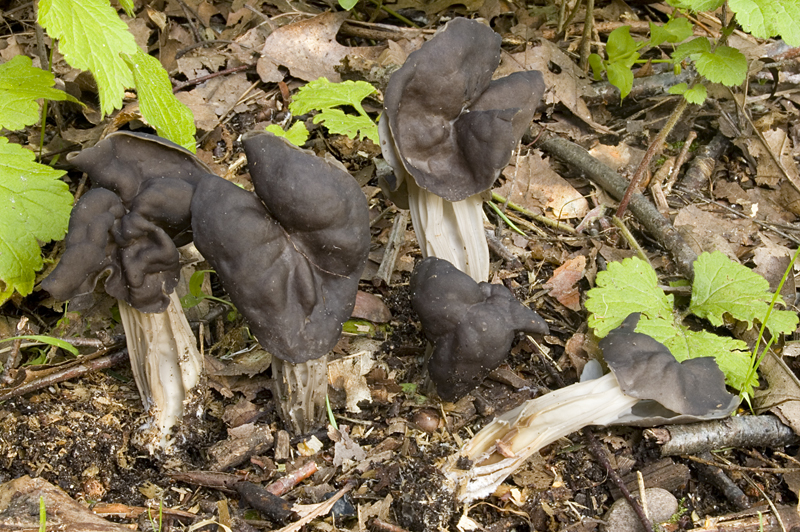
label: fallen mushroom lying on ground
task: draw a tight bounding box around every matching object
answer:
[42,131,210,453]
[443,313,739,502]
[192,131,370,433]
[410,257,548,400]
[379,17,545,281]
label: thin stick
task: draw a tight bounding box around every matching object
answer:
[616,97,689,218]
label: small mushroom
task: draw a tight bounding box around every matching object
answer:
[380,18,545,281]
[410,257,549,401]
[443,313,738,502]
[191,131,370,432]
[42,131,209,453]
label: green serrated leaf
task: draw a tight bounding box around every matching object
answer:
[607,62,635,100]
[0,56,81,131]
[290,78,376,116]
[0,138,73,304]
[682,84,707,104]
[312,109,379,142]
[265,121,310,146]
[729,0,800,46]
[585,257,674,337]
[38,0,140,117]
[691,251,798,336]
[650,18,694,47]
[672,37,711,63]
[122,50,196,152]
[695,45,747,86]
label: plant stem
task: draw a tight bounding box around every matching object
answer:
[616,96,689,218]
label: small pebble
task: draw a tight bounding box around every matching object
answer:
[411,409,440,433]
[602,487,679,532]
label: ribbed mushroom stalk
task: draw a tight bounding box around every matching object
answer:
[444,313,739,502]
[379,18,544,281]
[42,132,212,453]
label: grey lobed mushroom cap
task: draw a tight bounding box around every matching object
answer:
[410,256,549,401]
[600,313,739,424]
[381,18,545,202]
[43,132,215,313]
[190,132,370,364]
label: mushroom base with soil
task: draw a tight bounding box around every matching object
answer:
[119,290,205,453]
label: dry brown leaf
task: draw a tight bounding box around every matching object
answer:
[673,204,757,258]
[257,12,383,83]
[497,39,612,134]
[498,150,589,219]
[352,290,392,323]
[747,128,800,188]
[542,255,586,311]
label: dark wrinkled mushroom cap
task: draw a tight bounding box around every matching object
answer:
[43,132,213,313]
[381,18,545,202]
[600,313,738,424]
[410,256,549,400]
[191,132,370,363]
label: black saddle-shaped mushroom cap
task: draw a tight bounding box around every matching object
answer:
[191,132,370,364]
[600,313,739,423]
[410,256,549,401]
[43,132,215,313]
[381,18,545,202]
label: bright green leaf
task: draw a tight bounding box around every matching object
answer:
[0,55,81,131]
[607,62,635,100]
[585,257,674,337]
[691,251,798,335]
[682,84,707,104]
[312,109,379,142]
[668,0,724,11]
[588,54,605,80]
[729,0,800,46]
[695,45,748,86]
[668,83,688,95]
[290,78,376,116]
[38,0,140,117]
[0,335,80,356]
[649,18,694,47]
[265,121,310,146]
[673,37,711,62]
[122,50,196,152]
[338,0,359,9]
[0,138,73,304]
[606,26,640,65]
[118,0,135,16]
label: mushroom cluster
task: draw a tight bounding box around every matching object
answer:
[44,130,371,443]
[410,257,548,400]
[443,313,739,502]
[379,18,545,281]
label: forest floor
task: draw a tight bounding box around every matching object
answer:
[1,0,800,530]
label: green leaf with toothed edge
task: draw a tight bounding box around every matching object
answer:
[0,138,73,304]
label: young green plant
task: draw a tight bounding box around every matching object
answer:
[266,78,379,146]
[585,252,798,399]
